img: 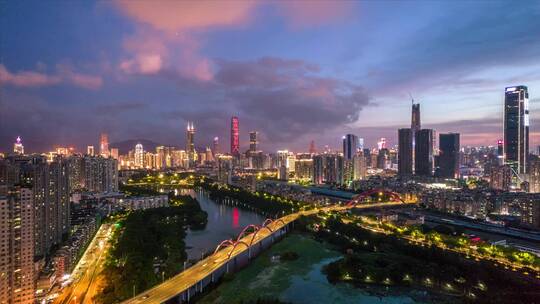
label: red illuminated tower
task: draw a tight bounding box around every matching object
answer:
[230,116,239,157]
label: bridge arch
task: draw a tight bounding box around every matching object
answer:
[346,188,405,207]
[227,241,250,259]
[235,224,260,242]
[214,239,235,254]
[248,226,273,246]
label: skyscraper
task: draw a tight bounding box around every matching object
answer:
[230,116,240,157]
[504,85,529,175]
[309,140,316,154]
[0,187,35,304]
[13,136,24,154]
[411,100,421,173]
[342,134,359,160]
[213,137,219,156]
[398,128,413,176]
[438,133,460,179]
[87,145,95,156]
[249,131,258,152]
[134,143,144,168]
[411,102,421,135]
[186,122,196,163]
[100,133,109,158]
[415,129,434,176]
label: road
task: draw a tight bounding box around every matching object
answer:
[53,223,114,304]
[121,201,406,304]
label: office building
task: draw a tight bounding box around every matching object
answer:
[0,187,35,304]
[13,136,24,155]
[186,122,196,165]
[415,129,434,176]
[213,137,219,156]
[249,131,258,152]
[230,116,240,157]
[398,128,413,176]
[504,86,529,175]
[87,145,95,156]
[342,134,359,160]
[438,133,460,179]
[134,143,144,168]
[99,133,109,158]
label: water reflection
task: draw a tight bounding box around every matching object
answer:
[183,189,263,260]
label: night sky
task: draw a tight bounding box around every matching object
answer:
[1,1,540,153]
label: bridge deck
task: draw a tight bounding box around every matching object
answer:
[121,201,406,304]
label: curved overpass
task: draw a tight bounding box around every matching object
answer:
[121,189,409,304]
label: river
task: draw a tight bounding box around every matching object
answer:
[180,188,433,304]
[182,189,264,260]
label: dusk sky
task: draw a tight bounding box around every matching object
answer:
[1,1,540,153]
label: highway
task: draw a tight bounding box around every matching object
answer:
[121,201,406,304]
[53,223,114,304]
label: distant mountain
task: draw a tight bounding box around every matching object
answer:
[110,139,172,154]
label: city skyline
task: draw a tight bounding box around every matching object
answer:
[1,1,540,152]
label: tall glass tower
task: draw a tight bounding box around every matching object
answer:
[504,86,529,175]
[342,134,359,160]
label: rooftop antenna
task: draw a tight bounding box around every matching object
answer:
[409,92,415,105]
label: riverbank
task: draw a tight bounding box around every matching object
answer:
[198,233,437,304]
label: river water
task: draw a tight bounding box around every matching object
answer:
[181,189,431,304]
[183,189,264,260]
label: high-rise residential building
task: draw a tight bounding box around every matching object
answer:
[249,131,258,152]
[415,129,434,176]
[87,145,95,156]
[0,187,35,304]
[438,133,460,179]
[342,134,359,160]
[230,116,240,157]
[186,122,196,164]
[213,137,219,156]
[100,133,109,158]
[490,165,512,191]
[530,159,540,193]
[504,86,529,175]
[295,154,313,180]
[13,136,24,155]
[134,143,144,168]
[312,154,344,185]
[398,128,413,176]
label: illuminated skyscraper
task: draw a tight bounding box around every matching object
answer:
[0,187,35,304]
[504,85,529,175]
[377,138,387,150]
[249,131,258,152]
[134,143,144,168]
[342,134,359,160]
[415,129,434,176]
[309,140,316,154]
[230,116,240,157]
[438,133,460,179]
[398,128,413,176]
[213,137,219,155]
[13,136,24,154]
[100,133,109,158]
[186,122,196,163]
[87,145,95,156]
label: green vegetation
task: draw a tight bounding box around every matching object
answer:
[302,214,540,303]
[195,178,309,217]
[279,251,299,261]
[96,195,207,304]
